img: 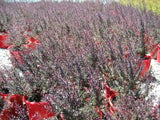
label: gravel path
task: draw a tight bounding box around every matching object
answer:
[0,49,159,106]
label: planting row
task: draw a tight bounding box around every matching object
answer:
[1,26,160,120]
[1,31,160,75]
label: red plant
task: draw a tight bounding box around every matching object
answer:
[59,112,66,120]
[24,37,39,49]
[157,44,160,63]
[0,33,10,49]
[150,44,159,59]
[105,83,118,99]
[22,96,56,120]
[0,94,24,120]
[8,37,39,65]
[106,96,119,116]
[153,104,160,119]
[94,83,119,117]
[105,83,119,115]
[138,55,151,78]
[0,94,56,120]
[95,107,103,117]
[110,10,116,15]
[8,45,24,64]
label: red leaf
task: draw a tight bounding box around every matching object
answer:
[0,94,23,120]
[23,96,56,120]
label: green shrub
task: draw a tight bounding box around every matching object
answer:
[120,0,160,15]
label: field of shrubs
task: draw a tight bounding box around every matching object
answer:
[0,0,160,119]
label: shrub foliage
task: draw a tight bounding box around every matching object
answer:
[0,1,160,119]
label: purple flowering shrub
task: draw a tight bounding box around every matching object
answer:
[0,1,160,119]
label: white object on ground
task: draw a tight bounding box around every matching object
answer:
[0,49,13,70]
[147,59,160,106]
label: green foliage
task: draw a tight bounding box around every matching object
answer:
[120,0,160,15]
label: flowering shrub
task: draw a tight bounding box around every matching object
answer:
[0,1,160,119]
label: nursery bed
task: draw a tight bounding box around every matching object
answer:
[0,48,160,106]
[0,1,160,119]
